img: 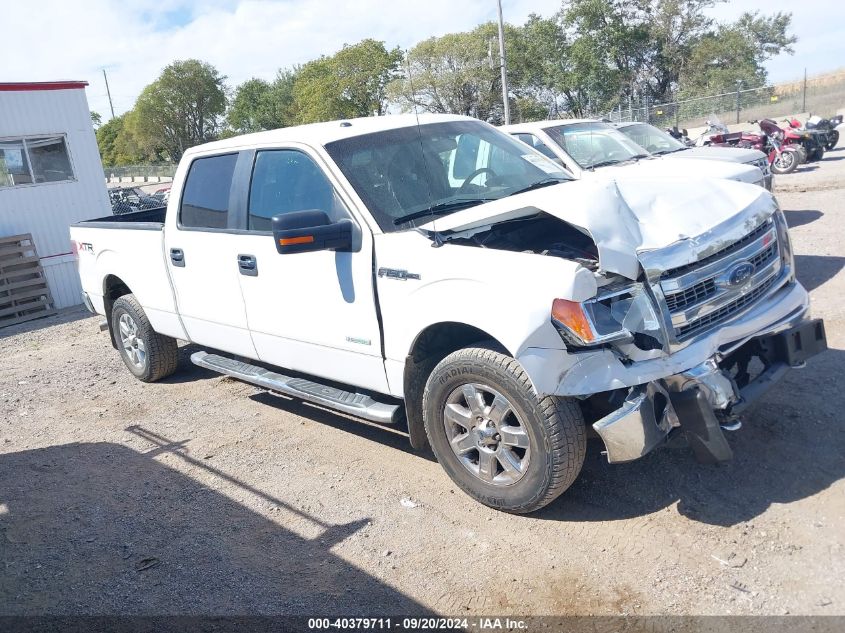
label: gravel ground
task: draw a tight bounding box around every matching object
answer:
[1,147,844,618]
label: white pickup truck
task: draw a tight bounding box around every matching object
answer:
[72,114,826,513]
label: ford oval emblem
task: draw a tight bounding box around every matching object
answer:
[725,261,755,288]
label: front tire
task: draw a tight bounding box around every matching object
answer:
[771,150,797,174]
[825,130,839,151]
[111,294,179,382]
[422,346,586,513]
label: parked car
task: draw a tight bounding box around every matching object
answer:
[71,114,826,513]
[614,121,772,190]
[500,119,767,190]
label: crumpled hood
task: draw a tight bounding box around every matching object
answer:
[422,177,775,280]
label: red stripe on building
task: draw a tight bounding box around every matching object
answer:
[0,81,89,92]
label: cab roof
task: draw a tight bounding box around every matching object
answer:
[500,119,601,133]
[187,113,477,157]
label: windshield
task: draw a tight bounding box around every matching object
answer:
[618,123,686,155]
[542,122,649,169]
[706,115,729,133]
[324,120,569,232]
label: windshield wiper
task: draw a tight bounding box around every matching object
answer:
[588,159,624,169]
[393,198,495,226]
[509,178,567,197]
[629,153,651,160]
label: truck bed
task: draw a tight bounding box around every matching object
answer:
[71,207,166,230]
[70,206,184,339]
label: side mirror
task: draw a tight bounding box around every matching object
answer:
[272,209,353,254]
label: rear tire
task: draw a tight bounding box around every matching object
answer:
[111,294,179,382]
[422,345,586,513]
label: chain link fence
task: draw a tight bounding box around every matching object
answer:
[103,164,177,180]
[595,69,845,131]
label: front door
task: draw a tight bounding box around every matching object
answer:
[233,148,388,393]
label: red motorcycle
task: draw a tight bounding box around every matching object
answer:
[744,119,802,174]
[695,117,800,174]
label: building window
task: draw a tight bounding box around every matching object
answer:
[0,135,74,187]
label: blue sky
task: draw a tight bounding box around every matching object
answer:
[5,0,842,121]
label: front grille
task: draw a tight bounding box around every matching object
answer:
[676,275,777,339]
[661,220,771,279]
[750,242,777,269]
[659,219,783,342]
[665,279,716,312]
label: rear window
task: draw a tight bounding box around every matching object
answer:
[180,153,238,229]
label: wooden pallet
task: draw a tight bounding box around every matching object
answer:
[0,234,57,328]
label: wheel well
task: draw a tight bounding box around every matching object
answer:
[403,322,504,451]
[103,275,132,348]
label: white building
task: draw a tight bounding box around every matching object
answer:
[0,81,111,309]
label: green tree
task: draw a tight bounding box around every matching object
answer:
[90,111,102,128]
[391,23,524,123]
[292,39,402,124]
[228,70,297,133]
[95,113,154,166]
[132,59,227,161]
[556,0,795,113]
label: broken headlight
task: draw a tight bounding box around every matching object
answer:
[552,283,665,348]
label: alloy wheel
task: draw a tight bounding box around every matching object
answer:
[443,383,531,486]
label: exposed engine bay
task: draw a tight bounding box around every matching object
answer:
[448,213,600,270]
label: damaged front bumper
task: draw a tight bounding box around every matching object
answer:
[593,317,827,464]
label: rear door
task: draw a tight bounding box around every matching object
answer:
[163,152,257,357]
[231,146,388,393]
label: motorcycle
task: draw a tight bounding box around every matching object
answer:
[805,114,841,150]
[666,126,694,146]
[745,119,802,175]
[693,118,740,146]
[784,119,826,161]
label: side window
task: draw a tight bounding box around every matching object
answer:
[512,133,558,162]
[453,134,481,179]
[180,153,238,229]
[487,144,531,179]
[526,135,559,161]
[247,150,347,231]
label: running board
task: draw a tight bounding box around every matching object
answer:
[191,351,401,424]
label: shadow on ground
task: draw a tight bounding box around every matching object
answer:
[794,254,845,291]
[783,209,823,229]
[0,433,431,615]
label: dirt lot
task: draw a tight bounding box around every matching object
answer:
[2,148,844,618]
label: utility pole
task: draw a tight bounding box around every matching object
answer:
[495,0,511,125]
[802,68,807,113]
[103,69,115,119]
[735,79,743,124]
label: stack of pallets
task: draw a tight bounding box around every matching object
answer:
[0,234,56,328]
